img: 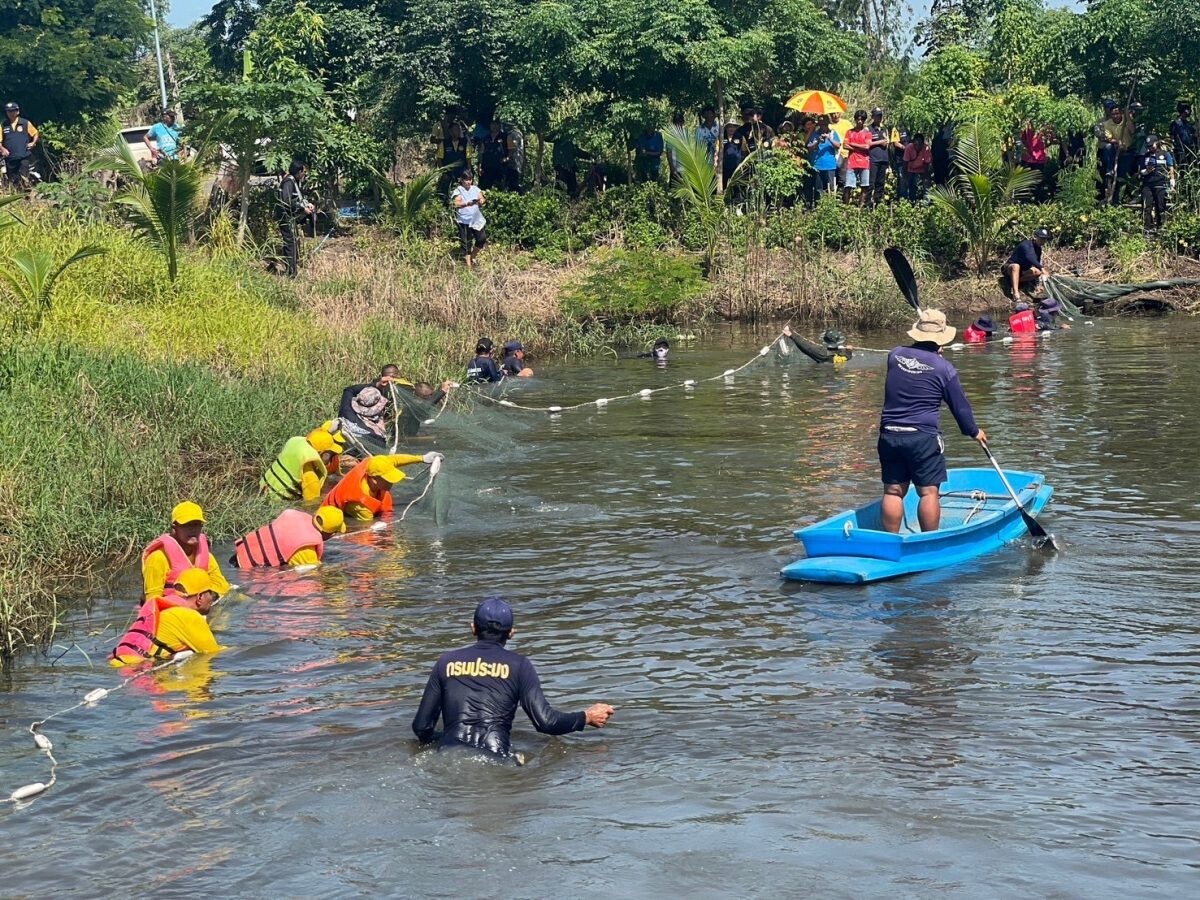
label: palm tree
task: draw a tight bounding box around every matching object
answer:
[374,165,452,239]
[87,138,208,282]
[2,245,107,332]
[929,118,1041,273]
[662,126,750,274]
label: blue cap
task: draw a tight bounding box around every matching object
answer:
[474,597,514,631]
[503,340,523,354]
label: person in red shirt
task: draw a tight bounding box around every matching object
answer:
[1020,121,1048,202]
[902,132,932,202]
[844,110,872,206]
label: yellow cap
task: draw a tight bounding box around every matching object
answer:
[172,566,212,597]
[366,456,405,484]
[308,426,346,454]
[171,501,206,525]
[313,505,346,535]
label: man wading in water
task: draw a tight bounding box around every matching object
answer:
[412,598,615,763]
[878,309,987,533]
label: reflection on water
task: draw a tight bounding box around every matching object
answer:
[3,319,1200,894]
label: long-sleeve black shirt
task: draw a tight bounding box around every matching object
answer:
[279,174,308,222]
[412,639,586,758]
[788,333,851,364]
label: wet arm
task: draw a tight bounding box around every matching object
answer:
[411,669,444,743]
[518,660,586,736]
[788,333,833,363]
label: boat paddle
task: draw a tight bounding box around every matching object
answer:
[979,440,1058,551]
[884,246,922,314]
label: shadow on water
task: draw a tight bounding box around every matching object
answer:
[3,320,1200,894]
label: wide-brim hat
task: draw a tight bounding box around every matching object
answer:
[907,309,956,345]
[974,315,997,334]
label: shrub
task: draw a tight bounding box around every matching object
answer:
[573,183,679,247]
[562,249,706,322]
[483,189,571,251]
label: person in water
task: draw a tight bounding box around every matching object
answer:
[1002,227,1050,300]
[962,315,998,343]
[261,426,347,502]
[394,381,453,439]
[500,340,534,377]
[232,506,346,569]
[466,337,504,384]
[636,338,670,362]
[1035,297,1070,331]
[781,325,855,363]
[411,597,616,763]
[322,452,442,520]
[878,309,987,533]
[142,502,232,603]
[112,567,222,666]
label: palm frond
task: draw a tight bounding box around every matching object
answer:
[86,135,145,183]
[662,126,718,211]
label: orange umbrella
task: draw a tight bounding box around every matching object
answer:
[785,90,848,116]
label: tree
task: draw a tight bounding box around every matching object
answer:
[0,0,148,125]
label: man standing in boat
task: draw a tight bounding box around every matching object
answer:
[878,309,987,533]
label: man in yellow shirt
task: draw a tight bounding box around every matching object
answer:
[829,110,852,190]
[232,506,347,569]
[323,452,441,520]
[112,567,223,666]
[142,501,232,602]
[261,426,346,502]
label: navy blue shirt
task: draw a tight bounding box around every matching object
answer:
[501,354,525,376]
[412,639,586,758]
[1007,239,1042,270]
[466,355,503,384]
[880,344,978,437]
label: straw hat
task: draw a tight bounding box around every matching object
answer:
[907,309,957,345]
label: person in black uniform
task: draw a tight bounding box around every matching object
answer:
[278,158,314,277]
[411,597,616,762]
[465,337,504,384]
[1170,102,1197,168]
[1,102,39,187]
[1139,134,1174,231]
[500,340,534,377]
[781,325,855,363]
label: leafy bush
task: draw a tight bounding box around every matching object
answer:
[573,183,679,247]
[1162,211,1200,256]
[562,249,706,322]
[35,173,113,224]
[1007,201,1138,248]
[481,189,571,251]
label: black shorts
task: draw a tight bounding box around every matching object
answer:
[458,223,487,253]
[878,429,947,487]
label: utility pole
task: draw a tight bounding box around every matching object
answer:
[149,0,169,111]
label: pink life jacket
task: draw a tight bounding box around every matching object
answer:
[111,596,188,663]
[1009,309,1036,334]
[142,533,210,594]
[963,324,988,343]
[233,508,324,569]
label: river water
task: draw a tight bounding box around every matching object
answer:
[2,319,1198,896]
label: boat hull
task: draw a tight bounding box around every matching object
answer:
[780,468,1053,584]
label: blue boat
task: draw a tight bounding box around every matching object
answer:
[780,467,1053,584]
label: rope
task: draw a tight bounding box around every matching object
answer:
[455,333,794,414]
[4,651,200,806]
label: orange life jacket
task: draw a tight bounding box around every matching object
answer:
[142,533,210,588]
[233,508,325,569]
[112,596,188,663]
[963,324,988,343]
[323,458,394,517]
[1009,309,1036,334]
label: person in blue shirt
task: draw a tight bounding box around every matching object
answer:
[144,110,182,164]
[878,309,987,533]
[411,597,616,763]
[635,125,664,183]
[806,116,841,196]
[501,339,534,377]
[465,337,504,384]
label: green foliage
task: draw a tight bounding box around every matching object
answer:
[929,118,1041,272]
[483,189,572,251]
[1,245,107,333]
[0,0,147,126]
[562,249,706,322]
[574,183,679,247]
[376,167,450,238]
[34,173,113,224]
[896,45,987,135]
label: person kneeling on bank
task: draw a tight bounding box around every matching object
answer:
[111,567,222,666]
[322,452,442,520]
[232,506,346,570]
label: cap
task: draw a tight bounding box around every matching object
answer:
[1033,227,1050,240]
[1039,297,1062,312]
[871,106,884,116]
[1129,101,1144,112]
[4,102,18,111]
[366,456,405,484]
[313,505,347,535]
[171,501,206,525]
[307,428,337,454]
[1103,99,1117,110]
[476,337,494,352]
[172,566,212,597]
[503,340,524,353]
[974,315,997,333]
[473,596,514,631]
[821,328,846,348]
[1146,133,1160,145]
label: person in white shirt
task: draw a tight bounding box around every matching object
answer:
[450,169,487,267]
